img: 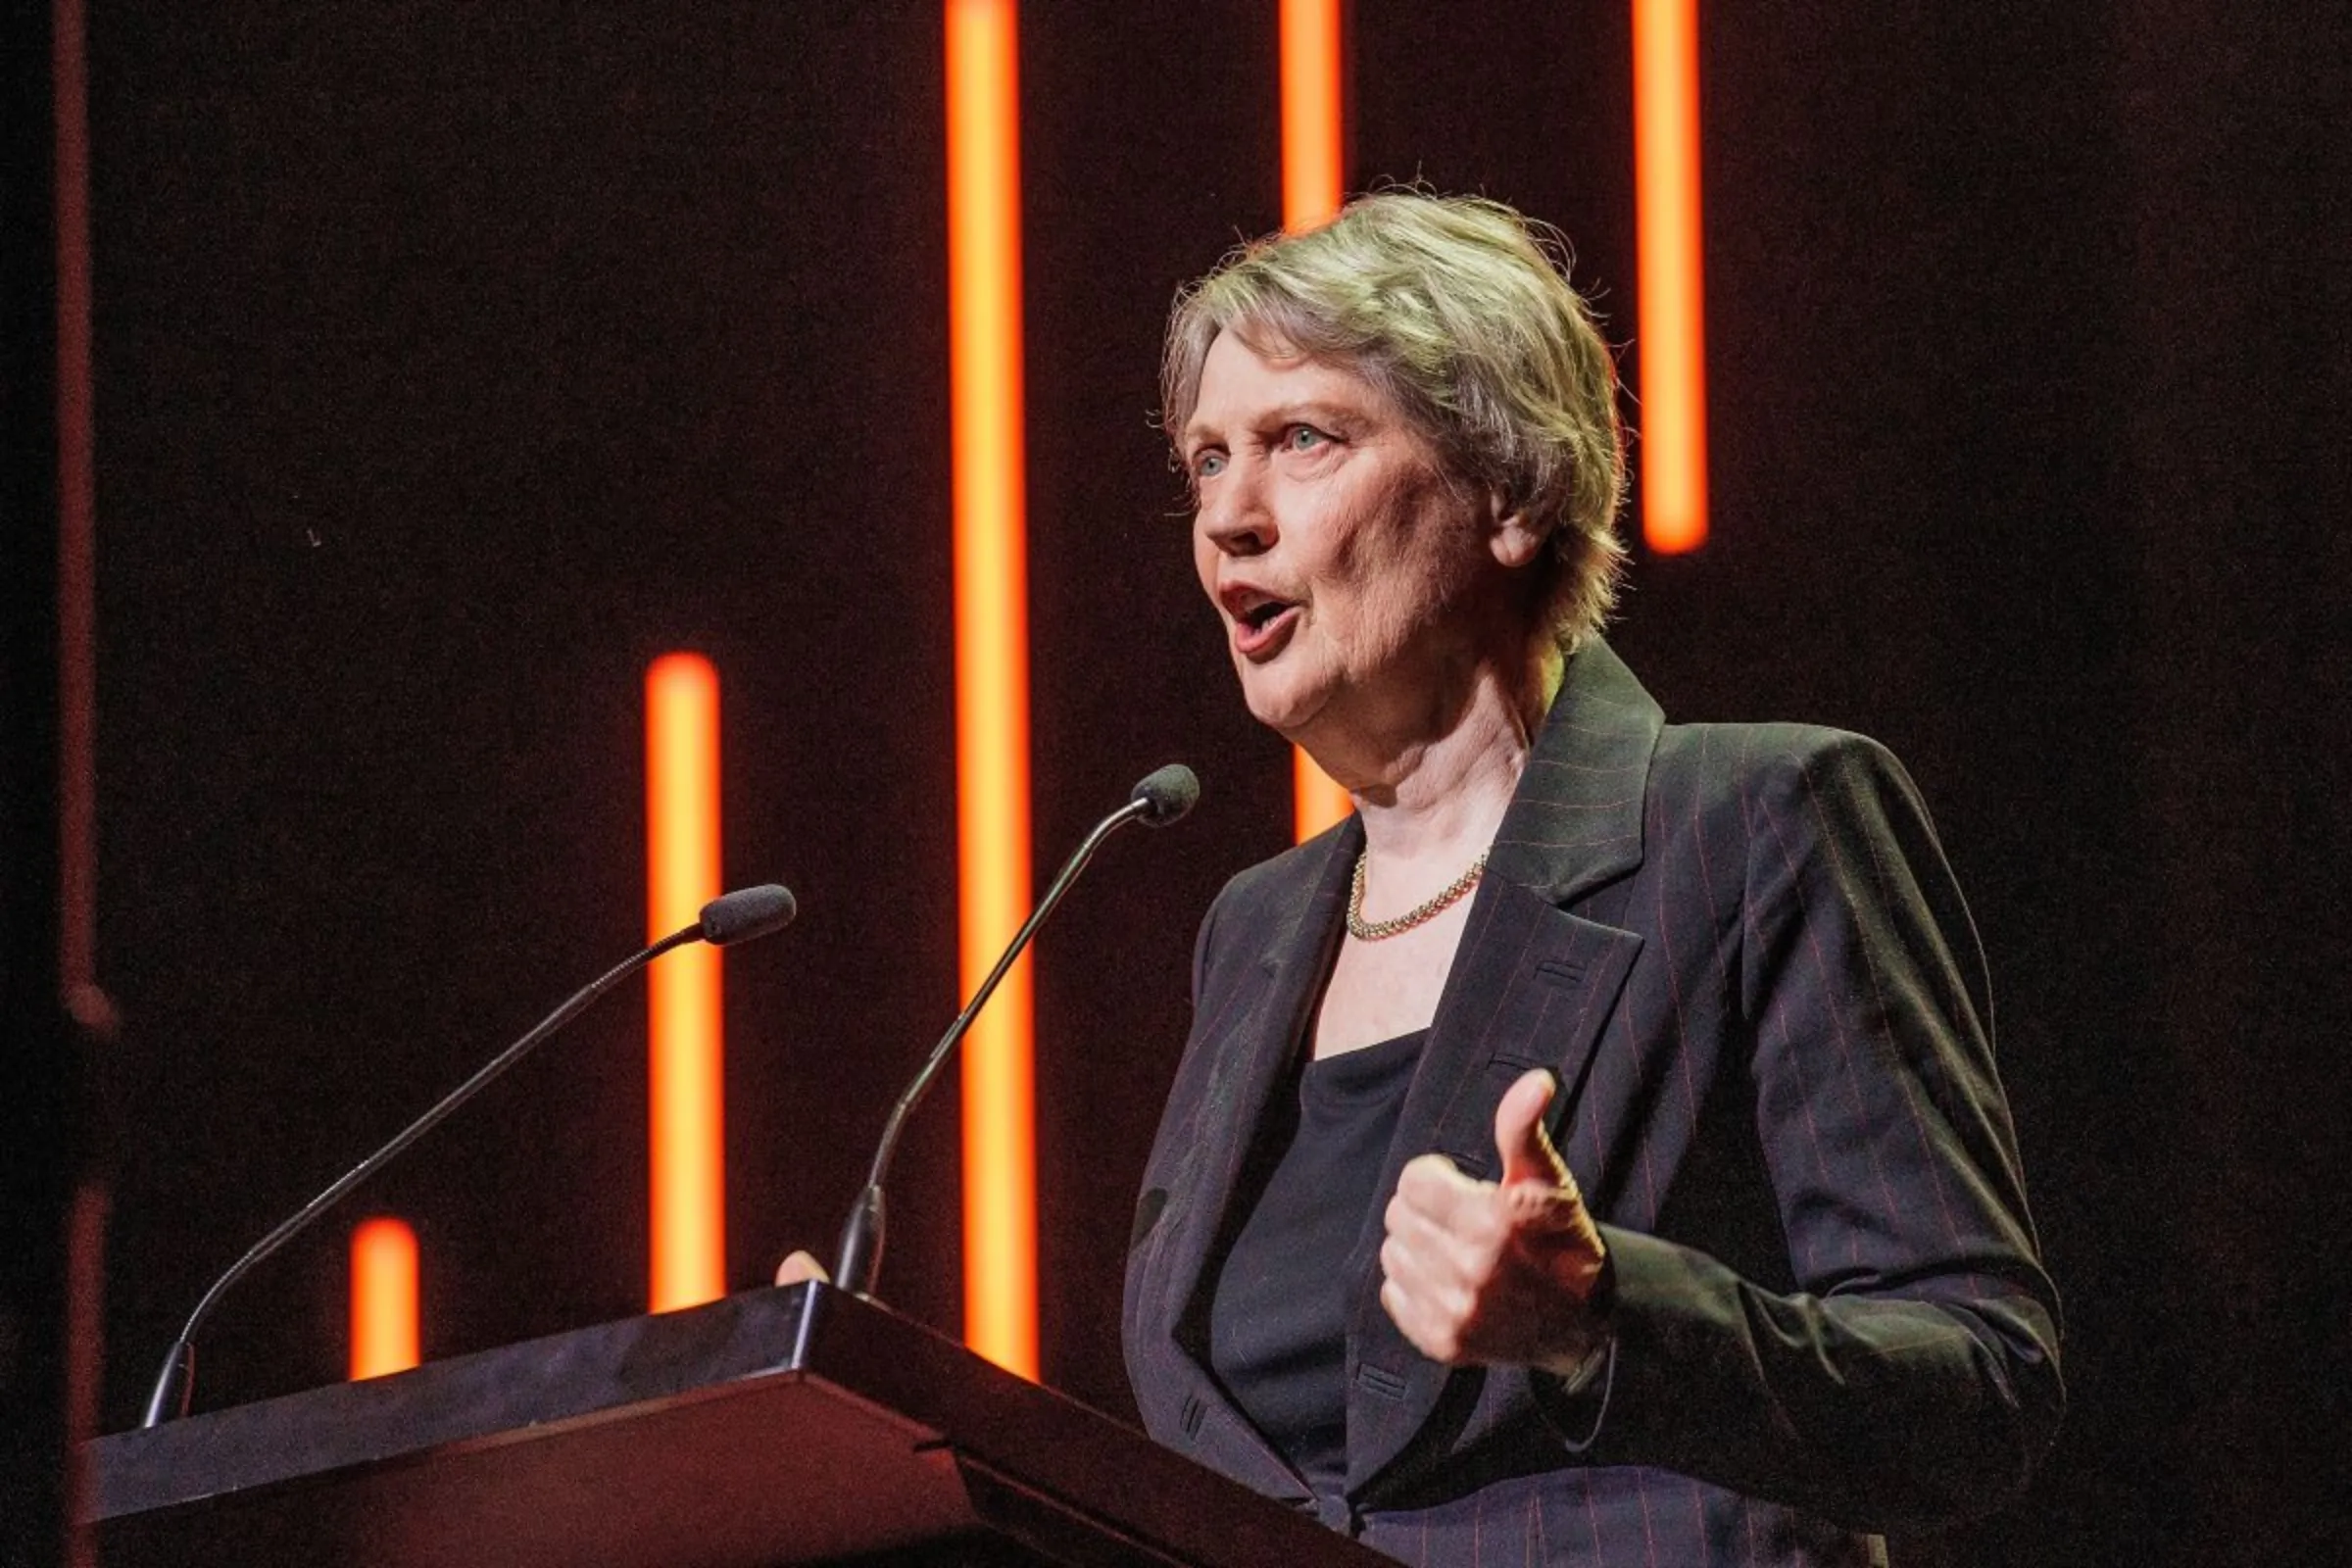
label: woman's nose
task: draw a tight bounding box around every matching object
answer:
[1197,464,1274,556]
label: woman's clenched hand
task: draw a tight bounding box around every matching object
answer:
[1377,1068,1610,1378]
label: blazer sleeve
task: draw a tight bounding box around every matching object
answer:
[1563,729,2064,1532]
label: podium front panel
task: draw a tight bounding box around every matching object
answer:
[87,1283,1388,1568]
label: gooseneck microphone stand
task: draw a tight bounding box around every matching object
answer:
[141,884,796,1427]
[832,765,1197,1297]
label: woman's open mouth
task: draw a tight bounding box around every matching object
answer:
[1233,599,1301,659]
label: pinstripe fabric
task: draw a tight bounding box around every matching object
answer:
[1124,641,2062,1566]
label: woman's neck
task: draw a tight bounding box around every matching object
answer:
[1313,637,1564,869]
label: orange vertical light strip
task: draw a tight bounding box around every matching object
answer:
[646,652,727,1312]
[1280,0,1356,842]
[1280,0,1345,232]
[349,1217,419,1381]
[1292,747,1351,841]
[947,0,1037,1380]
[1633,0,1709,554]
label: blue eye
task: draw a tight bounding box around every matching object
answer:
[1194,450,1227,478]
[1284,424,1328,453]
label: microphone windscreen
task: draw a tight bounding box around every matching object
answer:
[700,884,798,946]
[1130,763,1200,826]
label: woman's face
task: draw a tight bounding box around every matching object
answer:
[1182,330,1529,748]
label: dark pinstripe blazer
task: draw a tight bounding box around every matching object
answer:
[1123,641,2063,1566]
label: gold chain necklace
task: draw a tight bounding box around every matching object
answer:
[1347,849,1489,942]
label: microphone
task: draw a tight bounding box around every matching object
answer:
[1130,761,1200,826]
[140,883,798,1428]
[831,765,1200,1297]
[699,883,798,946]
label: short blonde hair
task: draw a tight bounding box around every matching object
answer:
[1162,192,1627,651]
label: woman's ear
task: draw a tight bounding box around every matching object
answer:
[1487,490,1546,570]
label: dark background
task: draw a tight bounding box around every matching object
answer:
[48,1,2352,1563]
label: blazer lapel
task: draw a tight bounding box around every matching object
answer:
[1142,817,1362,1497]
[1343,640,1663,1496]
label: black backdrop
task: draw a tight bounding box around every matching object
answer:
[77,3,2348,1564]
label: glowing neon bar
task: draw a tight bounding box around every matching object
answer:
[1281,0,1357,842]
[646,652,727,1312]
[1293,747,1351,842]
[348,1216,419,1381]
[947,0,1038,1380]
[1280,0,1345,231]
[1633,0,1709,553]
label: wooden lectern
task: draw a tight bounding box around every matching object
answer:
[84,1281,1385,1567]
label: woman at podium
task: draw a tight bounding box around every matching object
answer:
[1115,191,2064,1566]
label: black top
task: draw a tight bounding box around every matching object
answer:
[1207,1028,1427,1497]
